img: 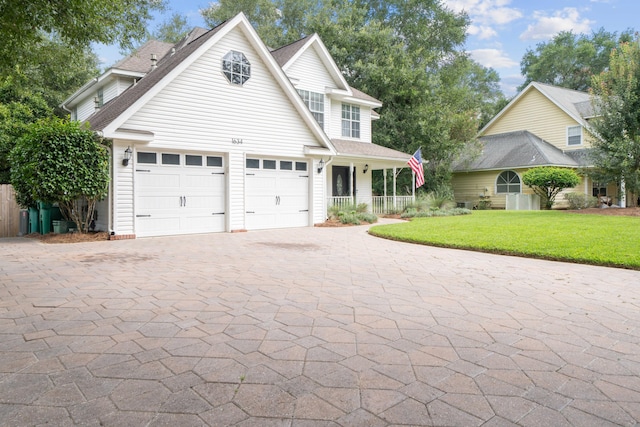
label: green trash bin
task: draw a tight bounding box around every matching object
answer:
[28,207,39,234]
[39,202,52,234]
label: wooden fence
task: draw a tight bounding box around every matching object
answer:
[0,184,21,238]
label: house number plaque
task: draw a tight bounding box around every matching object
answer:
[232,138,243,144]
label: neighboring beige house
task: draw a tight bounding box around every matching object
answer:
[452,81,621,210]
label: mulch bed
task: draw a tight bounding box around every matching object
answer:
[563,207,640,216]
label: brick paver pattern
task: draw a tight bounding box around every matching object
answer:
[1,222,639,426]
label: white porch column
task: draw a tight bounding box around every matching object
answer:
[349,162,354,203]
[620,178,626,208]
[383,169,388,213]
[393,167,397,210]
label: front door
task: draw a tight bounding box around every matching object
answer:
[332,166,356,197]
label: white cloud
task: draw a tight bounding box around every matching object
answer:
[469,48,519,69]
[443,0,522,40]
[520,7,594,41]
[468,24,497,40]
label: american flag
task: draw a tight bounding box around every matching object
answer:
[408,149,425,188]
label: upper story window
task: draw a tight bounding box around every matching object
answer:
[222,51,250,85]
[97,87,104,107]
[342,104,360,138]
[496,170,521,193]
[567,125,582,146]
[297,89,324,129]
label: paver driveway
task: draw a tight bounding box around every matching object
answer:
[1,221,639,426]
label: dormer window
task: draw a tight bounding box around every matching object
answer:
[342,104,360,138]
[567,125,582,146]
[222,51,250,85]
[298,89,324,129]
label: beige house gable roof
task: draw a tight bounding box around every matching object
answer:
[480,82,593,135]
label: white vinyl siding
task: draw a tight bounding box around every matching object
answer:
[123,28,323,157]
[286,46,335,136]
[114,141,135,234]
[76,95,96,122]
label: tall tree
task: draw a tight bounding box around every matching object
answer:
[153,12,192,44]
[590,36,640,198]
[0,78,53,183]
[0,0,165,76]
[19,35,100,115]
[520,28,634,92]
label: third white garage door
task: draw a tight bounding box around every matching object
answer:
[245,158,309,230]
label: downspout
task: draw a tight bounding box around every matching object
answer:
[322,157,333,219]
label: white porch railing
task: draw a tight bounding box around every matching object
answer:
[327,195,414,215]
[371,196,414,214]
[327,196,355,210]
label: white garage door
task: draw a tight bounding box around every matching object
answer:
[135,152,226,237]
[245,158,309,230]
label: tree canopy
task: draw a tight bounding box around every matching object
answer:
[520,28,634,92]
[202,0,503,191]
[0,0,165,76]
[590,36,640,199]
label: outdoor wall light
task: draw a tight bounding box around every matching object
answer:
[363,164,369,174]
[317,158,325,174]
[122,146,132,166]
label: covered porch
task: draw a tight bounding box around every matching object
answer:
[324,139,415,215]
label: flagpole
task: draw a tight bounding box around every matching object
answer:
[412,171,416,200]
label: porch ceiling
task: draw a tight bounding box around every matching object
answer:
[331,139,410,166]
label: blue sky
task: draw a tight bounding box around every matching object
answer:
[95,0,639,97]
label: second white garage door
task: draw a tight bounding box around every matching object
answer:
[135,152,226,237]
[245,158,309,230]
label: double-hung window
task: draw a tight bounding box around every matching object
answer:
[298,90,324,129]
[567,125,582,146]
[342,104,360,138]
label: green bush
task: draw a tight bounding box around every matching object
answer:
[402,207,471,218]
[328,203,377,224]
[564,192,599,209]
[522,167,580,209]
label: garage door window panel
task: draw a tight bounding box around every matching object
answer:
[186,155,203,166]
[246,158,260,169]
[207,156,223,167]
[138,152,157,164]
[162,153,180,165]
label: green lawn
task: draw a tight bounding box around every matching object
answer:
[369,210,640,270]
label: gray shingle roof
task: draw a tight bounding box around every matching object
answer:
[454,130,586,172]
[270,36,312,67]
[112,40,175,73]
[331,139,410,161]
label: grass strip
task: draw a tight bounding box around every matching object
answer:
[369,210,640,270]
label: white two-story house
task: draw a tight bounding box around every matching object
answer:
[62,12,411,238]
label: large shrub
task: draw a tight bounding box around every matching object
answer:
[522,167,580,209]
[564,192,599,209]
[10,118,110,232]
